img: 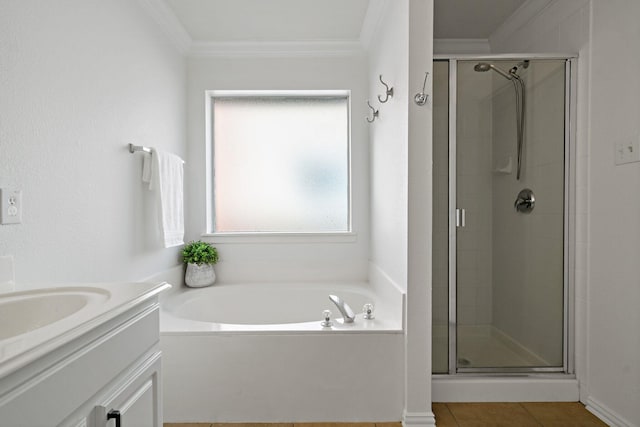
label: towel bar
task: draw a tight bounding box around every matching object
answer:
[129,143,151,154]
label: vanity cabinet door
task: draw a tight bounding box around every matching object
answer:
[0,304,162,427]
[93,353,162,427]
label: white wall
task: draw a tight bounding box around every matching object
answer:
[185,55,369,283]
[405,0,434,423]
[0,0,186,283]
[366,1,434,424]
[367,0,409,291]
[492,1,640,425]
[586,2,640,425]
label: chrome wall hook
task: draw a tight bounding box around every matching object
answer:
[377,75,394,103]
[366,101,379,123]
[414,71,430,106]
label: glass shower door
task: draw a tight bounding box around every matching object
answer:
[432,60,450,374]
[454,59,568,371]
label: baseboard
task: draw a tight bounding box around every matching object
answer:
[433,376,579,402]
[585,397,635,427]
[402,411,436,427]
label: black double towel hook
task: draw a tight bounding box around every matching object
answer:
[377,75,394,103]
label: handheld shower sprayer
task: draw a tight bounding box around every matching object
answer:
[474,61,528,180]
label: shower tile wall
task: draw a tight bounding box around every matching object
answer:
[491,61,565,366]
[456,66,494,327]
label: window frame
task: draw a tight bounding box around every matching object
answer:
[203,89,355,243]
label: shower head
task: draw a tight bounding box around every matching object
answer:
[474,63,492,72]
[474,62,514,80]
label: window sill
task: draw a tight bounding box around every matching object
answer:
[201,232,357,244]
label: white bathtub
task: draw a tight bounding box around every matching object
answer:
[160,280,405,422]
[161,282,402,331]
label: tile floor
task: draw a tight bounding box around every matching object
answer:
[433,402,608,426]
[165,403,608,427]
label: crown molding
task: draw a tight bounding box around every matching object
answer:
[490,0,555,47]
[138,0,367,58]
[434,39,491,55]
[489,0,589,51]
[359,0,390,51]
[135,0,192,54]
[189,40,365,58]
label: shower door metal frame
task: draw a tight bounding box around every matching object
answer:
[437,54,578,375]
[565,57,578,376]
[447,59,458,375]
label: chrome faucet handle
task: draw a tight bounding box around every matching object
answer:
[321,309,333,327]
[363,303,375,320]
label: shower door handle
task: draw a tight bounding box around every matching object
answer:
[456,208,466,227]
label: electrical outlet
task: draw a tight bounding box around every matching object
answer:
[615,137,640,165]
[0,188,22,225]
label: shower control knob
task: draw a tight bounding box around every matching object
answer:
[514,188,535,213]
[321,310,333,327]
[363,303,375,320]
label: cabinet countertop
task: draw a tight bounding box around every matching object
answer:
[0,281,171,380]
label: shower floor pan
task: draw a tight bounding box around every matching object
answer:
[432,325,578,401]
[434,325,555,370]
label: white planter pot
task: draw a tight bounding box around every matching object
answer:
[185,263,216,288]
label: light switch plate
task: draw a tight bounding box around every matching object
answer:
[0,188,22,224]
[615,136,640,165]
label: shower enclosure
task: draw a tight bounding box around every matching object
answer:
[432,56,576,374]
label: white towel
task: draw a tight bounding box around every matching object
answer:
[143,148,185,248]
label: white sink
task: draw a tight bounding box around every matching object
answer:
[0,287,111,340]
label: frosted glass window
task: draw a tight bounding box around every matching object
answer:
[212,95,350,233]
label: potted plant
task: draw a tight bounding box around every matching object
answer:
[182,240,219,288]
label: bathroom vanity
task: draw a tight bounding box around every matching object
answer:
[0,282,170,427]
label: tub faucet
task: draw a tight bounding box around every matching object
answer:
[328,294,355,323]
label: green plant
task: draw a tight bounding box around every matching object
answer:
[182,241,219,265]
